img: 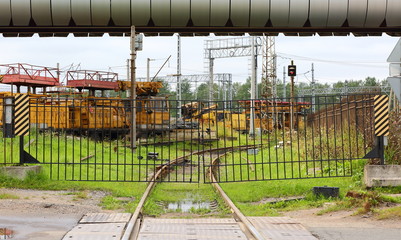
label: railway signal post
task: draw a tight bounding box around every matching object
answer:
[288,61,296,132]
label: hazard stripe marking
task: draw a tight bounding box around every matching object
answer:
[14,94,30,136]
[374,95,389,136]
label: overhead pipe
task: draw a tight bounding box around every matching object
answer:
[0,0,399,35]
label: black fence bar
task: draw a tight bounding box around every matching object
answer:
[0,94,376,183]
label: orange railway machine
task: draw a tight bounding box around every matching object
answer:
[67,70,119,96]
[0,63,60,93]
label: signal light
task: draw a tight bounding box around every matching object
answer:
[288,65,297,77]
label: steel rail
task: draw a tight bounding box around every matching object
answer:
[121,144,262,240]
[209,152,266,240]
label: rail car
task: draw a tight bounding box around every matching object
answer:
[238,100,311,131]
[0,86,171,139]
[179,100,310,134]
[0,64,172,139]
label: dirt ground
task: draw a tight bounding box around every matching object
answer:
[283,205,401,240]
[283,206,401,229]
[0,188,120,216]
[1,188,400,240]
[1,188,400,224]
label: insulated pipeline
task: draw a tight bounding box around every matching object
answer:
[0,0,400,35]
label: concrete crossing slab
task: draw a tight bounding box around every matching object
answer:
[247,217,318,240]
[137,218,248,240]
[62,213,132,240]
[62,223,126,240]
[80,213,132,223]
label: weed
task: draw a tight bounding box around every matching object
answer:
[0,193,19,199]
[189,207,211,214]
[386,111,401,165]
[317,202,353,215]
[143,201,164,217]
[376,206,401,220]
[317,190,400,216]
[75,191,89,199]
[101,195,122,210]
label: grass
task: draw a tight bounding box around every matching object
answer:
[376,206,401,220]
[0,193,19,199]
[101,196,123,210]
[316,190,401,216]
[214,124,397,217]
[0,129,192,182]
[72,191,89,201]
[221,177,359,216]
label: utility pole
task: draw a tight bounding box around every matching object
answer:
[126,59,130,83]
[130,26,137,152]
[177,34,182,118]
[261,35,276,99]
[209,54,214,102]
[250,36,257,137]
[283,66,286,100]
[146,58,151,82]
[311,63,316,112]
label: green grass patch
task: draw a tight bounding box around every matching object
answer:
[72,191,89,201]
[0,193,19,199]
[99,195,138,212]
[221,177,356,216]
[101,195,123,210]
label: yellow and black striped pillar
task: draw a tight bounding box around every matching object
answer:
[14,94,30,136]
[374,95,389,137]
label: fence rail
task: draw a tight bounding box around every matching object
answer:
[0,94,375,183]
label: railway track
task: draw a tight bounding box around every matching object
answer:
[121,144,264,240]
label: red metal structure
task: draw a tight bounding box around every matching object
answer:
[0,63,60,87]
[238,100,311,106]
[67,70,118,91]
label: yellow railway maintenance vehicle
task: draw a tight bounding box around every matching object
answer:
[179,100,310,135]
[180,103,247,133]
[238,100,311,132]
[117,80,170,137]
[0,66,171,139]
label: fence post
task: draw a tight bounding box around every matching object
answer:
[378,136,385,165]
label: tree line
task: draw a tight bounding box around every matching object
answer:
[158,76,386,101]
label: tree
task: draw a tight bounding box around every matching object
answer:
[233,77,251,100]
[180,78,194,100]
[195,83,209,101]
[157,79,174,97]
[364,77,379,86]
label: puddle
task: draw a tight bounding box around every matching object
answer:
[0,228,14,239]
[160,201,212,213]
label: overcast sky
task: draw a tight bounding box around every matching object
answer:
[0,34,399,91]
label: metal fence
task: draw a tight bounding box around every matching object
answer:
[0,94,375,183]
